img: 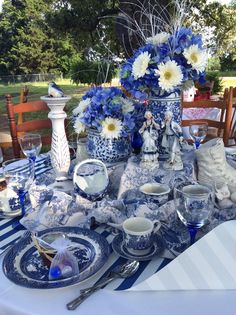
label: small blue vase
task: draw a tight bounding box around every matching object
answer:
[131,131,143,154]
[86,129,131,163]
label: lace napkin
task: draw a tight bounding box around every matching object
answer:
[21,189,89,232]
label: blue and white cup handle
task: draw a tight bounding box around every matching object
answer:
[153,220,161,233]
[106,222,123,231]
[73,158,109,189]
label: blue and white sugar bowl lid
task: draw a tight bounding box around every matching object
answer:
[73,159,109,202]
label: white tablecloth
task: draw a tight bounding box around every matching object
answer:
[0,265,235,315]
[1,153,236,315]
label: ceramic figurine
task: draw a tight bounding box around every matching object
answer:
[48,81,65,98]
[213,180,236,209]
[161,111,184,170]
[139,111,160,167]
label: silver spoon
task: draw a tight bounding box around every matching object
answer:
[66,260,139,310]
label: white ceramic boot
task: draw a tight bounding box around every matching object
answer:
[195,138,236,192]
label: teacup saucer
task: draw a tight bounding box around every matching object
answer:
[112,234,164,261]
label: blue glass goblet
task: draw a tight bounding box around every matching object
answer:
[2,158,34,215]
[19,133,42,163]
[174,183,213,245]
[189,123,208,149]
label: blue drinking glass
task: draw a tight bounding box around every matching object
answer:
[189,123,208,149]
[3,158,34,215]
[174,182,213,245]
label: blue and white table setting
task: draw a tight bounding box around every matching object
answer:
[1,141,236,315]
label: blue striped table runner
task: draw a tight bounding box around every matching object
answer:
[0,154,171,290]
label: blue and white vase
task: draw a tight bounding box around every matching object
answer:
[147,91,181,157]
[86,129,131,163]
[147,91,181,125]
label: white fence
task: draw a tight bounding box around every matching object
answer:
[0,73,56,84]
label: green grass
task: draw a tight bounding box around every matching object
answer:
[220,77,236,90]
[0,76,236,122]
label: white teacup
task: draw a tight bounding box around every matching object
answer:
[108,217,161,255]
[139,183,170,206]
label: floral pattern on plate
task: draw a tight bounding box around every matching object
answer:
[3,226,110,289]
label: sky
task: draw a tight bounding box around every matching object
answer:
[0,0,233,12]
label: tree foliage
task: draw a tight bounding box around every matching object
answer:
[187,0,236,61]
[0,0,236,77]
[0,0,77,75]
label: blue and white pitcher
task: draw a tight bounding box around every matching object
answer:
[73,159,109,202]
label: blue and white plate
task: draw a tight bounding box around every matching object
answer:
[112,233,164,261]
[3,227,110,289]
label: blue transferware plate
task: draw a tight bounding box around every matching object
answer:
[112,233,164,261]
[2,226,110,289]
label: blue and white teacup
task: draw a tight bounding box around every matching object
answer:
[139,183,170,206]
[109,217,161,255]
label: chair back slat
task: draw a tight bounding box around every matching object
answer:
[181,119,225,129]
[14,101,48,113]
[16,120,52,133]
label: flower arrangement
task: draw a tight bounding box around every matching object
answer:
[72,86,136,139]
[120,27,207,100]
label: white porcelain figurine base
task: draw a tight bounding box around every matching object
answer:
[41,96,71,180]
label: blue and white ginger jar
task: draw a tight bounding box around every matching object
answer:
[86,129,131,163]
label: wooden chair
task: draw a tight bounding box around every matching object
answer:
[181,87,233,146]
[6,94,52,158]
[0,87,30,156]
[224,87,236,145]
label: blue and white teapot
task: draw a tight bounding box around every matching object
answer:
[73,159,109,201]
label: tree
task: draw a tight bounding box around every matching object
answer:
[0,0,76,75]
[187,0,236,61]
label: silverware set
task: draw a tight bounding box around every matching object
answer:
[66,260,140,310]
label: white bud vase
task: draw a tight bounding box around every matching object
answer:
[41,96,71,180]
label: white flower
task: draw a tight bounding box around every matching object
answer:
[101,117,123,139]
[155,60,183,92]
[183,45,208,73]
[73,115,85,135]
[72,98,91,116]
[146,32,170,45]
[132,51,151,79]
[121,97,134,113]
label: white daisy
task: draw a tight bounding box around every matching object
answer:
[121,97,134,113]
[183,45,208,73]
[155,60,183,92]
[132,51,151,79]
[73,115,85,135]
[72,98,91,116]
[146,32,170,45]
[101,117,123,139]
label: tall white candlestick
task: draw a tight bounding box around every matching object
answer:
[41,96,71,180]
